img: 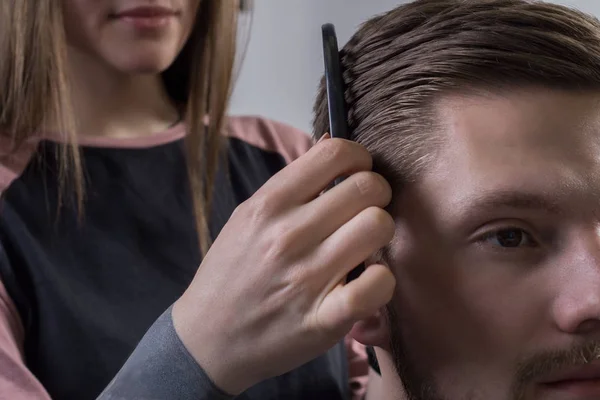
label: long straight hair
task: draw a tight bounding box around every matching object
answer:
[0,0,249,255]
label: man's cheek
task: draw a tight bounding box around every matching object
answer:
[391,294,519,400]
[393,260,518,368]
[457,253,550,355]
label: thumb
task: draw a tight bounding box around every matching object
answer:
[316,264,396,335]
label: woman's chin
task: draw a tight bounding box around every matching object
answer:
[114,59,175,75]
[104,49,180,75]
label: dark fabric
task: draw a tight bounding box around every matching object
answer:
[0,136,349,400]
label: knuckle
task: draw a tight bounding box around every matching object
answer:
[237,193,277,224]
[317,139,372,171]
[352,171,388,199]
[263,220,300,261]
[318,139,348,164]
[231,200,251,221]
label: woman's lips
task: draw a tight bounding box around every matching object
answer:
[115,6,178,18]
[111,6,179,30]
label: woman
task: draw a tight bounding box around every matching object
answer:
[0,1,394,399]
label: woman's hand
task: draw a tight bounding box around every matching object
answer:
[172,137,396,395]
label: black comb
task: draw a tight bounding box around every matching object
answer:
[321,23,366,283]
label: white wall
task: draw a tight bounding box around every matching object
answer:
[228,0,600,134]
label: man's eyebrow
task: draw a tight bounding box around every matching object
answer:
[459,191,564,215]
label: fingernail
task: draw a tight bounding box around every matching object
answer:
[316,133,331,144]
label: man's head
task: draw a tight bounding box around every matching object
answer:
[313,1,600,399]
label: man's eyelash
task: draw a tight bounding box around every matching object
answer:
[476,227,539,249]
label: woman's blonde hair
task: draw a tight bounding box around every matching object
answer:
[0,0,250,254]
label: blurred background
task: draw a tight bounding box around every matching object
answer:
[228,0,600,134]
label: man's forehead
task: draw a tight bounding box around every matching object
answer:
[424,89,600,181]
[433,88,600,157]
[396,88,600,222]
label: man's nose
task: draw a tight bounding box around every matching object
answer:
[552,229,600,335]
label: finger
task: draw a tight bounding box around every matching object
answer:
[315,132,331,144]
[316,264,396,334]
[256,138,373,207]
[301,171,392,243]
[314,206,395,282]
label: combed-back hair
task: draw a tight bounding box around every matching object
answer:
[313,0,600,188]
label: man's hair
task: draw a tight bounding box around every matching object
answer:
[312,0,600,188]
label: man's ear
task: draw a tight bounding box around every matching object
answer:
[349,252,392,350]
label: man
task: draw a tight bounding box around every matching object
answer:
[313,0,600,399]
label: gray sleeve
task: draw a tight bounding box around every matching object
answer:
[97,306,234,400]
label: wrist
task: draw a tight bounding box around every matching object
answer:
[171,298,258,395]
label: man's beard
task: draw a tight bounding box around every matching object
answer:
[385,304,600,400]
[386,304,441,400]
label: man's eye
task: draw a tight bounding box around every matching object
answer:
[479,228,537,248]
